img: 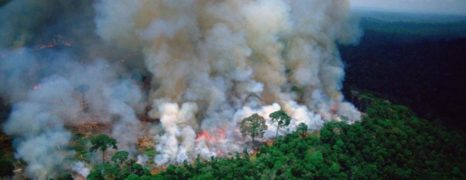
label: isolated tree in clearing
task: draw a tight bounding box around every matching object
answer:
[270,110,291,137]
[240,113,267,144]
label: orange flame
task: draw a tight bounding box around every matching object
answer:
[195,128,226,144]
[196,130,214,142]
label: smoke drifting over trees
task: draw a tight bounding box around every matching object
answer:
[0,0,362,178]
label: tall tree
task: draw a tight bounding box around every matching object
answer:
[240,113,267,144]
[269,110,291,137]
[90,134,117,163]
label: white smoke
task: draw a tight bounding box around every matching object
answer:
[1,49,144,177]
[0,0,362,178]
[71,161,90,178]
[94,0,361,164]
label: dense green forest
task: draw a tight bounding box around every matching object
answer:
[154,93,465,179]
[1,92,465,179]
[340,12,466,130]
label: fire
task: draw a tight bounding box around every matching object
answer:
[195,128,228,156]
[196,131,214,142]
[195,128,226,143]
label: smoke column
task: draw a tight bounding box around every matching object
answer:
[0,0,361,178]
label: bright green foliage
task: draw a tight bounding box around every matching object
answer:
[270,110,291,137]
[155,93,466,179]
[82,93,466,179]
[142,147,156,164]
[90,134,117,163]
[240,113,267,143]
[111,151,129,164]
[88,151,151,180]
[71,134,91,161]
[88,163,119,180]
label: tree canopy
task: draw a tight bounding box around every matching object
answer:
[155,93,466,179]
[240,113,267,144]
[270,110,291,137]
[90,134,117,163]
[5,93,463,179]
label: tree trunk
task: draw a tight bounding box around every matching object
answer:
[276,126,279,138]
[102,150,105,163]
[252,133,255,144]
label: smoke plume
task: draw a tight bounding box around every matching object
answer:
[0,0,361,178]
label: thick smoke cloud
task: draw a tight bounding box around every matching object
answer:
[94,0,361,164]
[0,0,361,178]
[1,49,145,177]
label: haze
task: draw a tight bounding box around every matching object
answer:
[351,0,466,16]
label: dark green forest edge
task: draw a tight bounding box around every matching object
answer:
[1,92,465,179]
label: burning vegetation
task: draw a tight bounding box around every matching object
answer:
[0,0,366,179]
